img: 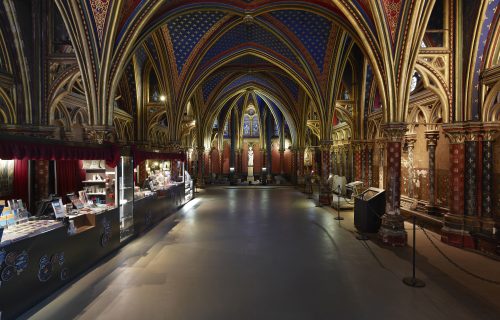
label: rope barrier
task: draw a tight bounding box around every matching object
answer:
[418,225,500,285]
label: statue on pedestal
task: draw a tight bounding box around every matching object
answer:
[248,145,254,167]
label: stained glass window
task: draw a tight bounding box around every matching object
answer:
[243,115,251,136]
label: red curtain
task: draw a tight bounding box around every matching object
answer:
[0,138,120,167]
[56,160,84,201]
[11,159,29,207]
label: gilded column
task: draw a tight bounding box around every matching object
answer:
[424,131,439,214]
[234,149,240,175]
[219,149,224,176]
[480,125,498,234]
[338,146,343,176]
[405,134,417,199]
[297,147,305,182]
[279,149,285,175]
[291,148,297,183]
[377,140,385,188]
[319,141,332,205]
[332,147,338,176]
[197,146,205,188]
[208,149,213,177]
[344,144,349,180]
[353,142,362,182]
[378,123,407,246]
[367,142,374,187]
[360,143,366,186]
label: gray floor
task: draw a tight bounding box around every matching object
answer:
[24,187,500,320]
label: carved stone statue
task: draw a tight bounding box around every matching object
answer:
[248,145,254,167]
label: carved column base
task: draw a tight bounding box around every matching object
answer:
[464,215,481,233]
[441,214,474,248]
[319,185,331,205]
[378,214,407,246]
[480,217,496,235]
[441,227,475,249]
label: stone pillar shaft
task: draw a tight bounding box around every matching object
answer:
[279,149,285,175]
[441,126,471,248]
[378,124,407,246]
[425,131,439,212]
[319,143,332,205]
[354,143,362,182]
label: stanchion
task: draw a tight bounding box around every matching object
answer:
[403,214,425,287]
[334,185,343,220]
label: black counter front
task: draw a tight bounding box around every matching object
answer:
[134,183,185,234]
[0,208,120,319]
[0,183,187,319]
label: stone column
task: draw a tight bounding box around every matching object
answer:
[378,123,407,246]
[344,144,349,180]
[197,146,205,188]
[299,148,305,176]
[208,149,213,177]
[261,149,266,171]
[279,149,285,175]
[234,149,241,174]
[353,142,362,182]
[361,143,366,186]
[441,125,469,247]
[291,148,297,184]
[219,149,224,176]
[340,146,346,177]
[425,130,439,214]
[367,142,374,187]
[464,131,480,234]
[405,134,417,199]
[481,126,498,234]
[332,148,338,176]
[319,142,332,205]
[377,140,385,188]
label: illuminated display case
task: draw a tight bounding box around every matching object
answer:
[118,156,134,241]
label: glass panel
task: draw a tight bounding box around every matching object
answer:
[119,156,134,241]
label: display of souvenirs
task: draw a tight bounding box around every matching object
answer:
[1,220,64,244]
[51,199,66,218]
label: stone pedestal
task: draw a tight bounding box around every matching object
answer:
[247,166,254,183]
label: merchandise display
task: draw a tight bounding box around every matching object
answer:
[0,220,64,246]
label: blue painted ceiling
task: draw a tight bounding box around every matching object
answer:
[200,23,301,67]
[166,11,226,74]
[270,10,332,72]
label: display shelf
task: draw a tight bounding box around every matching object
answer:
[87,193,106,196]
[84,168,106,171]
[82,180,106,183]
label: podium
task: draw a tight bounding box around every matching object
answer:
[354,187,385,233]
[247,166,254,183]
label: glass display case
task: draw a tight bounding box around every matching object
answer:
[118,156,134,241]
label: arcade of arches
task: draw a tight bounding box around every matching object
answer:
[0,0,499,305]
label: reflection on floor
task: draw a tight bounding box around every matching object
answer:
[22,187,500,320]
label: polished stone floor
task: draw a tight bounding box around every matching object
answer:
[23,187,500,320]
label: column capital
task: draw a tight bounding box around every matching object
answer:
[424,130,440,146]
[365,141,375,151]
[404,133,417,147]
[85,126,115,144]
[482,122,500,141]
[381,123,407,142]
[375,138,386,148]
[196,146,205,153]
